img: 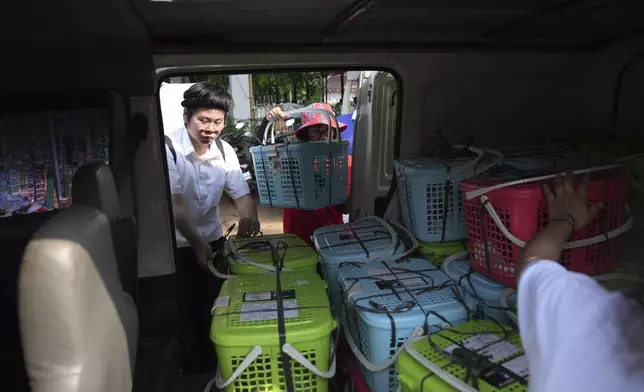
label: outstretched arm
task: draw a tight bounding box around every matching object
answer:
[517,172,603,275]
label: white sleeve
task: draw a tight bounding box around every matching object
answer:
[222,141,250,200]
[518,260,622,391]
[166,145,183,195]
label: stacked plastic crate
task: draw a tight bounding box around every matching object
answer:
[391,144,632,391]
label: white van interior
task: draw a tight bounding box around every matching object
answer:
[3,0,644,391]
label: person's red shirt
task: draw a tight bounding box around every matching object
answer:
[283,156,352,246]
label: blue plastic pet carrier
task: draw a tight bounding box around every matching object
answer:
[312,216,409,316]
[442,251,516,325]
[393,147,501,243]
[250,108,349,209]
[338,258,473,392]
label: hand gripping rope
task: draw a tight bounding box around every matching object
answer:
[466,165,633,253]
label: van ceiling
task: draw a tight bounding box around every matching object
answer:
[131,0,644,50]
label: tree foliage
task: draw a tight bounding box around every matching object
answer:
[252,72,325,107]
[176,71,331,108]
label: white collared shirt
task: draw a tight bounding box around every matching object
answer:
[166,127,249,248]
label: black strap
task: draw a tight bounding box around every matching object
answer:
[113,113,148,191]
[164,134,226,164]
[273,243,295,392]
[215,138,226,162]
[164,135,177,164]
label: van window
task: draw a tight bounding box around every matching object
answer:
[0,109,110,218]
[158,70,399,232]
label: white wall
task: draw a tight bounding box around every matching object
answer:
[229,74,252,120]
[159,82,194,133]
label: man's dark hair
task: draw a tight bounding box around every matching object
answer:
[181,82,234,120]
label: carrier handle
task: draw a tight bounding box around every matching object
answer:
[480,195,633,249]
[207,256,231,279]
[313,216,400,263]
[594,272,644,283]
[212,346,263,389]
[465,164,622,201]
[449,146,504,180]
[281,340,337,379]
[263,107,342,146]
[227,236,293,272]
[345,325,423,372]
[440,251,471,282]
[403,335,478,392]
[386,220,420,260]
[499,288,518,326]
[354,216,398,263]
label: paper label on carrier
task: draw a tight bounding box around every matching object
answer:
[503,354,529,378]
[214,296,230,308]
[243,290,296,302]
[244,292,272,302]
[444,334,522,364]
[445,334,528,388]
[239,300,299,322]
[365,268,427,288]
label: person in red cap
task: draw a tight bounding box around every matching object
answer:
[259,102,352,245]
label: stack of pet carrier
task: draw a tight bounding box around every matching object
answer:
[337,258,474,392]
[312,216,414,316]
[211,233,337,392]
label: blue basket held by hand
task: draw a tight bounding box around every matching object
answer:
[338,258,474,392]
[250,107,349,210]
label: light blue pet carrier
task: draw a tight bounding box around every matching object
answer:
[442,251,516,325]
[393,146,502,244]
[312,216,415,316]
[250,108,349,210]
[501,144,593,172]
[338,258,473,392]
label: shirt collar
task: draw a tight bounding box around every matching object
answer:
[179,127,223,161]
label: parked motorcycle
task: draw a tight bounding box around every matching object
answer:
[220,123,262,193]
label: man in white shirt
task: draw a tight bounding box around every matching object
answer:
[166,82,259,373]
[517,172,644,391]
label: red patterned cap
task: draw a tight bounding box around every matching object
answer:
[295,102,347,139]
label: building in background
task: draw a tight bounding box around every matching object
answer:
[326,74,359,105]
